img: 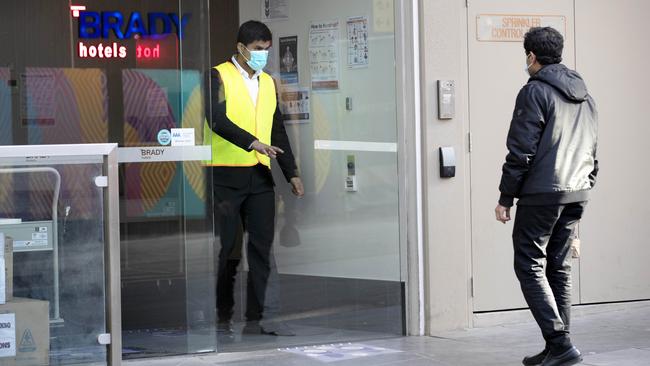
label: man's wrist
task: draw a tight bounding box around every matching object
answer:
[499,193,514,208]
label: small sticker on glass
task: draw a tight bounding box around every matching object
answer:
[32,233,47,240]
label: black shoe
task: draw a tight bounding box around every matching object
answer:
[523,347,550,366]
[242,320,295,336]
[541,346,582,366]
[217,320,234,335]
[260,320,296,336]
[242,320,262,335]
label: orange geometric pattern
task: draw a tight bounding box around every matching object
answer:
[140,162,177,212]
[64,69,108,143]
[182,86,207,202]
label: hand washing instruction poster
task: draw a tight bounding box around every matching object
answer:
[347,16,369,68]
[309,20,340,91]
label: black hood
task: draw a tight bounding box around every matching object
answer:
[530,64,589,102]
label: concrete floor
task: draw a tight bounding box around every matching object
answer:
[125,301,650,366]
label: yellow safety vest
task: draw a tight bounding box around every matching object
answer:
[203,62,276,168]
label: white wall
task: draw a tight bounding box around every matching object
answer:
[420,0,650,333]
[419,0,473,332]
[575,0,650,303]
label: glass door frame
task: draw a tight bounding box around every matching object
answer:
[394,0,424,336]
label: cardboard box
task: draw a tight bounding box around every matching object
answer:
[0,234,13,304]
[0,298,49,366]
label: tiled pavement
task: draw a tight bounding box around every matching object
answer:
[125,301,650,365]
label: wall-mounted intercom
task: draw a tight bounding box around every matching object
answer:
[437,80,455,119]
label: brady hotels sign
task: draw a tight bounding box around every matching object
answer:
[71,5,190,59]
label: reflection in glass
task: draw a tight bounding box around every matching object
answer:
[22,68,108,145]
[119,67,215,356]
[0,68,12,145]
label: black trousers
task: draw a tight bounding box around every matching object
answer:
[213,165,275,322]
[512,201,586,352]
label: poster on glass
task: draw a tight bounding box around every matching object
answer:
[280,88,310,124]
[279,36,299,85]
[309,20,340,91]
[262,0,289,22]
[347,16,369,68]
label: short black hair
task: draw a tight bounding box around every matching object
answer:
[523,27,563,65]
[237,20,272,46]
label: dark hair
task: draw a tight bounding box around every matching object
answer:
[523,27,563,65]
[237,20,272,46]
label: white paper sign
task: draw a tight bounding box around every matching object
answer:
[0,233,5,304]
[31,233,47,240]
[309,20,340,91]
[0,260,5,305]
[373,0,394,33]
[0,313,16,357]
[262,0,289,22]
[171,128,195,146]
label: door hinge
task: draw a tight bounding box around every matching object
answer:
[468,132,473,153]
[465,0,470,8]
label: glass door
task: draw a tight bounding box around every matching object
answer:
[0,0,215,359]
[0,144,121,366]
[215,0,404,352]
[116,0,216,359]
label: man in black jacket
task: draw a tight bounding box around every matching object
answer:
[495,27,598,366]
[205,20,304,337]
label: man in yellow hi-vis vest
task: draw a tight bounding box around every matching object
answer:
[204,20,304,337]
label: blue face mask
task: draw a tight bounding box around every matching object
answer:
[242,47,269,71]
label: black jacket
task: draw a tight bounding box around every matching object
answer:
[204,64,299,188]
[499,63,598,207]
